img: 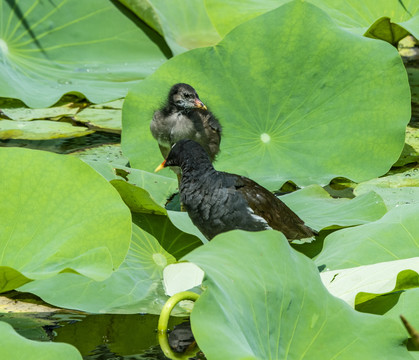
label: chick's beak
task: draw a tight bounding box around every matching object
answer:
[194,98,207,110]
[154,159,166,172]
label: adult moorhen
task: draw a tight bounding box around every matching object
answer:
[155,139,317,241]
[150,83,222,166]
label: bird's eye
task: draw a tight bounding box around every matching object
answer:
[183,92,191,99]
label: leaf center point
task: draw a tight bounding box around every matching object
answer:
[260,133,271,143]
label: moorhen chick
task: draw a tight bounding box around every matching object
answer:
[155,140,317,241]
[150,83,222,165]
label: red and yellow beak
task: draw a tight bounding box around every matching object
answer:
[194,98,207,110]
[154,159,166,172]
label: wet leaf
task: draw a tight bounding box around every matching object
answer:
[122,1,410,189]
[74,108,122,132]
[0,120,94,140]
[354,168,419,209]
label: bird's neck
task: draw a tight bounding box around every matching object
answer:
[180,161,216,185]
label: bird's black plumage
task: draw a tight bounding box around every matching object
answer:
[150,83,222,164]
[158,139,318,241]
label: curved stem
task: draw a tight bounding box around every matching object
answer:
[158,291,200,360]
[158,291,200,333]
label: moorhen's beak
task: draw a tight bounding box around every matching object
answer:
[155,159,167,172]
[194,98,207,110]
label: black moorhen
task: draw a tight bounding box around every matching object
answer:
[155,139,317,241]
[150,83,222,164]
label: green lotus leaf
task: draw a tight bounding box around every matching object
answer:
[0,321,81,360]
[281,185,387,231]
[74,108,122,132]
[0,148,132,291]
[0,97,78,121]
[0,0,169,108]
[118,0,221,54]
[122,0,410,189]
[355,269,419,315]
[185,230,412,359]
[0,120,94,140]
[71,144,129,167]
[205,0,419,44]
[132,213,202,259]
[385,287,419,324]
[320,258,419,308]
[315,203,419,271]
[19,224,176,315]
[354,168,419,209]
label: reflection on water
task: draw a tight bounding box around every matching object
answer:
[0,132,121,154]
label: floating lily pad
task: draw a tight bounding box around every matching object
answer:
[19,224,177,315]
[0,120,94,140]
[354,168,419,209]
[74,108,122,132]
[71,144,128,167]
[315,203,419,270]
[0,0,169,107]
[119,0,221,54]
[123,0,410,189]
[185,230,411,359]
[0,148,132,291]
[0,98,79,121]
[0,321,82,360]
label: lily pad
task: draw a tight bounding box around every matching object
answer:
[118,0,221,54]
[0,120,94,140]
[0,98,79,121]
[71,144,129,167]
[19,224,176,315]
[315,203,419,270]
[0,148,132,291]
[354,168,419,209]
[205,0,419,43]
[185,230,412,359]
[320,258,419,307]
[122,0,410,189]
[281,185,387,231]
[0,0,169,107]
[0,321,82,360]
[74,108,122,132]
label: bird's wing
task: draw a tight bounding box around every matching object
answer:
[235,176,317,240]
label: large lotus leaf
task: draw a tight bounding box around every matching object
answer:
[132,213,202,259]
[71,144,129,167]
[184,230,412,359]
[118,0,221,54]
[281,185,387,231]
[386,288,419,324]
[19,224,176,315]
[315,203,419,270]
[205,0,419,43]
[354,168,419,209]
[0,148,132,291]
[320,258,419,307]
[0,0,169,108]
[0,119,94,140]
[0,321,82,360]
[122,0,410,189]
